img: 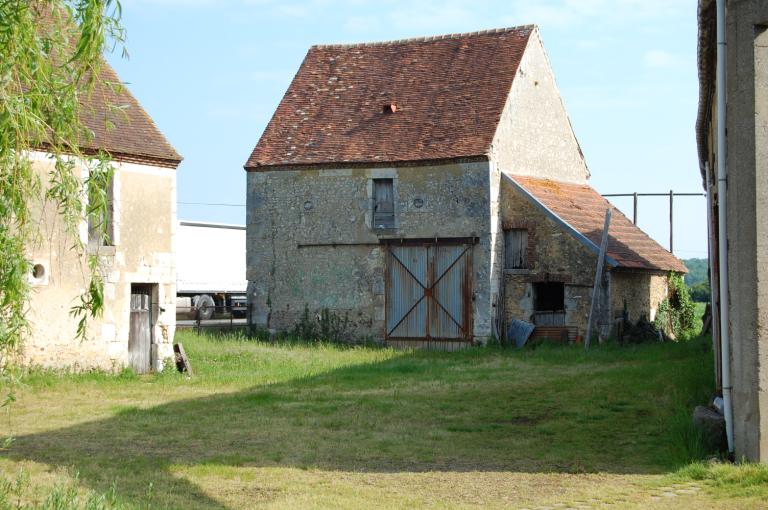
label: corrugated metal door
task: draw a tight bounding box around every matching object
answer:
[386,243,472,340]
[128,285,152,374]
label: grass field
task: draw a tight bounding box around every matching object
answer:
[1,330,766,509]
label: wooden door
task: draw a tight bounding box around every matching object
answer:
[385,243,473,340]
[128,284,152,373]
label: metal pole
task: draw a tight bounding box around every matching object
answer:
[633,192,638,224]
[716,0,734,456]
[585,208,612,351]
[669,189,674,253]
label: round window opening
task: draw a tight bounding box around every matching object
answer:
[413,198,424,208]
[32,264,46,279]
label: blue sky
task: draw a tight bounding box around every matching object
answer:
[113,0,707,259]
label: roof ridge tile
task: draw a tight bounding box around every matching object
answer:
[311,24,536,49]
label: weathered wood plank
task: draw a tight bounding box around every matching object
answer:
[174,342,193,376]
[585,208,612,351]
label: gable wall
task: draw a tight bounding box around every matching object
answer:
[246,161,496,341]
[22,153,177,370]
[489,30,589,184]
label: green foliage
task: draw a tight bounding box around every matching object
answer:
[291,305,353,343]
[0,471,127,510]
[0,1,123,363]
[682,258,709,287]
[673,461,768,499]
[681,258,711,303]
[689,282,711,303]
[655,273,698,339]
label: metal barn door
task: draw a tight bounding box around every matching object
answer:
[386,243,473,340]
[128,285,152,373]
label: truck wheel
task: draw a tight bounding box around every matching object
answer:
[195,294,215,321]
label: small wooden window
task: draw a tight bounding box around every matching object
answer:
[373,178,395,229]
[504,229,528,269]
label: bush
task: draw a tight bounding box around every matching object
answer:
[655,273,698,339]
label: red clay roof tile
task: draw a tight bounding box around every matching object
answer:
[512,176,687,273]
[245,26,534,169]
[37,10,181,167]
[79,62,182,167]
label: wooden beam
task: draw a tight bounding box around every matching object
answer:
[585,208,612,351]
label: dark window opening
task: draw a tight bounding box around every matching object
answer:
[32,264,45,279]
[534,282,564,312]
[504,229,528,269]
[373,178,395,229]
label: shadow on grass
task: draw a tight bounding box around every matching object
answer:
[0,337,714,509]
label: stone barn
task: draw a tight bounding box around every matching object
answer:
[245,25,685,346]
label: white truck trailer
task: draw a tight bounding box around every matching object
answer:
[176,221,247,320]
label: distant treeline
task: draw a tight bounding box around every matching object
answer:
[682,258,710,303]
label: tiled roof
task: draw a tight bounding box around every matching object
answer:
[37,10,181,167]
[78,62,182,167]
[245,26,534,170]
[512,176,687,273]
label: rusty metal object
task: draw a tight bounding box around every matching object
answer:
[384,239,473,342]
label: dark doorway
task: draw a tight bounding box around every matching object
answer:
[533,282,565,326]
[129,284,154,374]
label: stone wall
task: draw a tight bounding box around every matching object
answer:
[699,0,768,462]
[489,29,590,185]
[246,160,494,341]
[498,175,605,340]
[649,273,669,322]
[610,271,668,324]
[23,152,176,371]
[716,0,768,462]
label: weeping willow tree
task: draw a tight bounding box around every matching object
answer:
[0,0,124,368]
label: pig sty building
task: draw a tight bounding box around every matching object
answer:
[245,26,685,346]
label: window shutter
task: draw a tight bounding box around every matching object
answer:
[373,179,395,228]
[504,229,528,269]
